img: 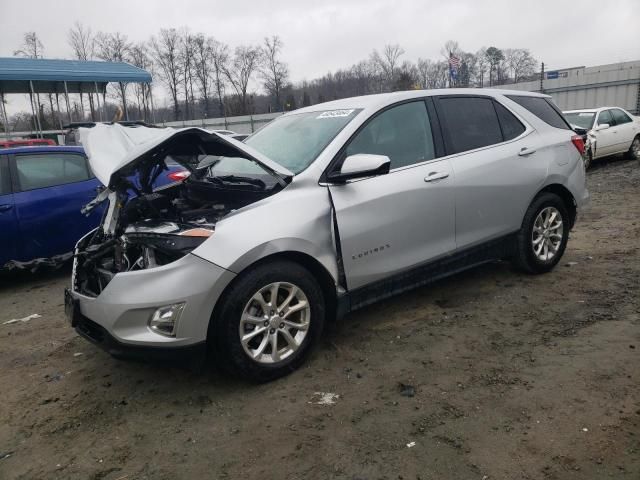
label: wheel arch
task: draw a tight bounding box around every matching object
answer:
[208,250,340,341]
[534,183,577,229]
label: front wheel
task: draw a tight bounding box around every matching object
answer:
[513,193,570,274]
[210,260,325,382]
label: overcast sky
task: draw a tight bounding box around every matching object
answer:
[1,0,639,115]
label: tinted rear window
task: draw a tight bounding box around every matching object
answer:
[494,102,526,140]
[437,97,503,153]
[611,109,632,125]
[507,95,571,130]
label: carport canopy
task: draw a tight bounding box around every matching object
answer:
[0,57,154,137]
[0,57,151,94]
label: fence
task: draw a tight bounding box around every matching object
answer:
[160,112,283,134]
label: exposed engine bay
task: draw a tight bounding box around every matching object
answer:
[73,126,291,297]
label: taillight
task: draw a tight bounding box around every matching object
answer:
[167,170,190,182]
[571,135,585,155]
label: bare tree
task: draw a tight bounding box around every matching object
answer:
[13,32,57,128]
[224,45,262,115]
[416,58,448,89]
[260,35,289,111]
[179,29,196,120]
[68,22,97,119]
[150,28,183,120]
[484,46,505,86]
[192,34,214,117]
[129,43,152,119]
[211,39,229,117]
[68,22,94,60]
[95,32,132,118]
[13,32,44,58]
[475,47,489,87]
[371,44,405,89]
[504,48,537,83]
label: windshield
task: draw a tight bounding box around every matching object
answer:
[564,112,595,130]
[244,109,361,173]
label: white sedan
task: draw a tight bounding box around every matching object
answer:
[564,107,640,168]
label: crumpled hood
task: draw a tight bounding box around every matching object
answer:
[80,124,293,187]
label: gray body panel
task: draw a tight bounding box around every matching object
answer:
[329,158,455,290]
[69,88,589,349]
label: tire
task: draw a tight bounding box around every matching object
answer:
[210,260,325,382]
[583,148,593,170]
[626,135,640,160]
[513,193,570,274]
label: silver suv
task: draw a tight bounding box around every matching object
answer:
[65,89,589,381]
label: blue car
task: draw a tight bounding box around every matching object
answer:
[0,145,184,270]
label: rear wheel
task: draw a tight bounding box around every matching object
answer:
[626,135,640,160]
[513,193,570,274]
[210,260,325,382]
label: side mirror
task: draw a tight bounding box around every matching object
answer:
[595,123,609,131]
[327,154,391,184]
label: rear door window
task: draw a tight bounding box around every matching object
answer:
[611,109,632,125]
[14,153,90,191]
[437,97,503,153]
[345,100,436,169]
[494,102,526,141]
[506,95,571,130]
[597,110,614,126]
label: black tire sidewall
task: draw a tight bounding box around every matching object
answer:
[516,193,570,273]
[628,136,640,160]
[584,149,592,169]
[211,260,325,382]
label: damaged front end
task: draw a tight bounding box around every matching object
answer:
[73,125,292,297]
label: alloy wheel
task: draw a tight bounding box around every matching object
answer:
[531,206,564,262]
[239,282,311,364]
[632,138,640,158]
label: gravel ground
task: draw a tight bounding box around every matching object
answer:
[0,156,638,480]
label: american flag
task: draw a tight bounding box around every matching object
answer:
[448,54,461,69]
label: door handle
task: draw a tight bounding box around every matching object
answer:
[518,147,537,156]
[424,171,449,182]
[0,204,13,213]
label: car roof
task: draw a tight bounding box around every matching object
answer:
[290,88,550,115]
[564,107,626,114]
[0,145,85,155]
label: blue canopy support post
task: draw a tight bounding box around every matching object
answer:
[149,83,156,124]
[54,92,63,130]
[29,80,43,138]
[0,92,10,139]
[63,81,72,124]
[94,82,103,122]
[123,83,129,121]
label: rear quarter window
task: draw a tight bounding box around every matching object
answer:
[506,95,571,130]
[494,102,526,140]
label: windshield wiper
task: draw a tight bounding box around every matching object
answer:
[210,175,266,189]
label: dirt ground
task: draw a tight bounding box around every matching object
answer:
[1,156,638,480]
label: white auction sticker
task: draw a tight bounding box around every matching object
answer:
[317,109,355,119]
